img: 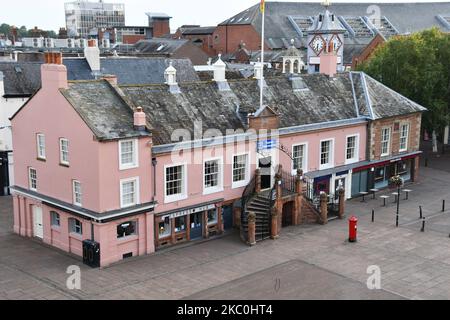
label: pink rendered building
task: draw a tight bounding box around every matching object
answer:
[10,35,425,266]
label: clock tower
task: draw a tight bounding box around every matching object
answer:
[307,1,346,74]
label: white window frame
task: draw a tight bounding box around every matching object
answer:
[50,211,60,227]
[319,139,334,170]
[69,218,82,236]
[203,157,223,195]
[29,167,37,191]
[381,127,391,157]
[164,163,188,203]
[399,123,409,152]
[345,134,359,165]
[59,138,69,165]
[232,153,250,189]
[36,134,46,160]
[292,142,308,175]
[72,180,82,206]
[119,139,139,170]
[120,177,140,208]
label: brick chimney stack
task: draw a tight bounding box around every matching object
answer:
[41,52,68,90]
[84,39,100,72]
[319,42,338,78]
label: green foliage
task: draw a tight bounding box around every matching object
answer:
[0,22,56,40]
[358,28,450,138]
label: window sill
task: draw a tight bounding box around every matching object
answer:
[51,225,61,232]
[232,180,248,189]
[117,235,139,243]
[345,158,358,165]
[59,163,70,168]
[69,232,82,240]
[319,164,333,171]
[36,157,46,162]
[119,164,139,171]
[203,187,224,196]
[164,194,188,204]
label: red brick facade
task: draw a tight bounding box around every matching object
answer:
[352,34,386,69]
[212,25,268,54]
[369,113,422,161]
[153,20,170,38]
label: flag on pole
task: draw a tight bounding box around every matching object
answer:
[260,0,265,13]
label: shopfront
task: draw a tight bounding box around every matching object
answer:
[155,201,224,249]
[351,155,418,197]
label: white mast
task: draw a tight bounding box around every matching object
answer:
[259,0,265,109]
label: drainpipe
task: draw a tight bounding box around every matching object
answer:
[91,220,95,241]
[152,158,157,202]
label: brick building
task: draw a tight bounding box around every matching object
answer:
[212,2,450,67]
[174,26,217,56]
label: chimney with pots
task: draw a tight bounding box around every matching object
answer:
[84,39,100,72]
[319,42,338,78]
[134,107,147,131]
[41,52,68,90]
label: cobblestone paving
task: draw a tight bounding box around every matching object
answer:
[1,166,450,300]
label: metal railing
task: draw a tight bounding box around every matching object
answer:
[241,174,256,212]
[280,170,296,194]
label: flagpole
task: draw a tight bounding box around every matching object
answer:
[260,1,265,109]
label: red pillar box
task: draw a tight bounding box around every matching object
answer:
[349,216,358,243]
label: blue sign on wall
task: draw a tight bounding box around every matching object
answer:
[257,139,278,151]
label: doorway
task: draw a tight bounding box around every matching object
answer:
[222,205,233,231]
[190,212,203,240]
[259,157,272,190]
[32,206,43,239]
[282,202,294,227]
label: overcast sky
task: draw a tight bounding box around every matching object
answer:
[0,0,448,31]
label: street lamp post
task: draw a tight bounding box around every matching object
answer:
[390,175,404,228]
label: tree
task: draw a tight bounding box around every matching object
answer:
[358,28,450,153]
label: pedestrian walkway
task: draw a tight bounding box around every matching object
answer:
[1,166,450,299]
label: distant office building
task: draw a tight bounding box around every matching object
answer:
[65,0,125,38]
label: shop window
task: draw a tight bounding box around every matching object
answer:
[397,161,408,175]
[207,209,218,226]
[159,217,171,239]
[175,216,186,233]
[375,166,386,181]
[117,221,137,238]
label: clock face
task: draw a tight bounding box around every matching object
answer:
[330,34,342,52]
[310,36,325,55]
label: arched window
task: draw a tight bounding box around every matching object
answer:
[69,218,82,235]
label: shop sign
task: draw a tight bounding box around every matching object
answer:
[162,204,216,220]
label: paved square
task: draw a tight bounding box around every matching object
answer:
[1,166,450,300]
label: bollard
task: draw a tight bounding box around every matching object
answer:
[396,213,399,228]
[421,217,425,232]
[372,209,375,223]
[419,206,423,219]
[443,200,446,212]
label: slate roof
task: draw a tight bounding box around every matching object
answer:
[59,71,426,144]
[0,62,41,97]
[64,57,200,84]
[220,2,450,49]
[178,26,216,35]
[0,58,199,97]
[134,39,189,54]
[60,80,150,141]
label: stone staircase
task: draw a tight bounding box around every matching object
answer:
[241,192,272,242]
